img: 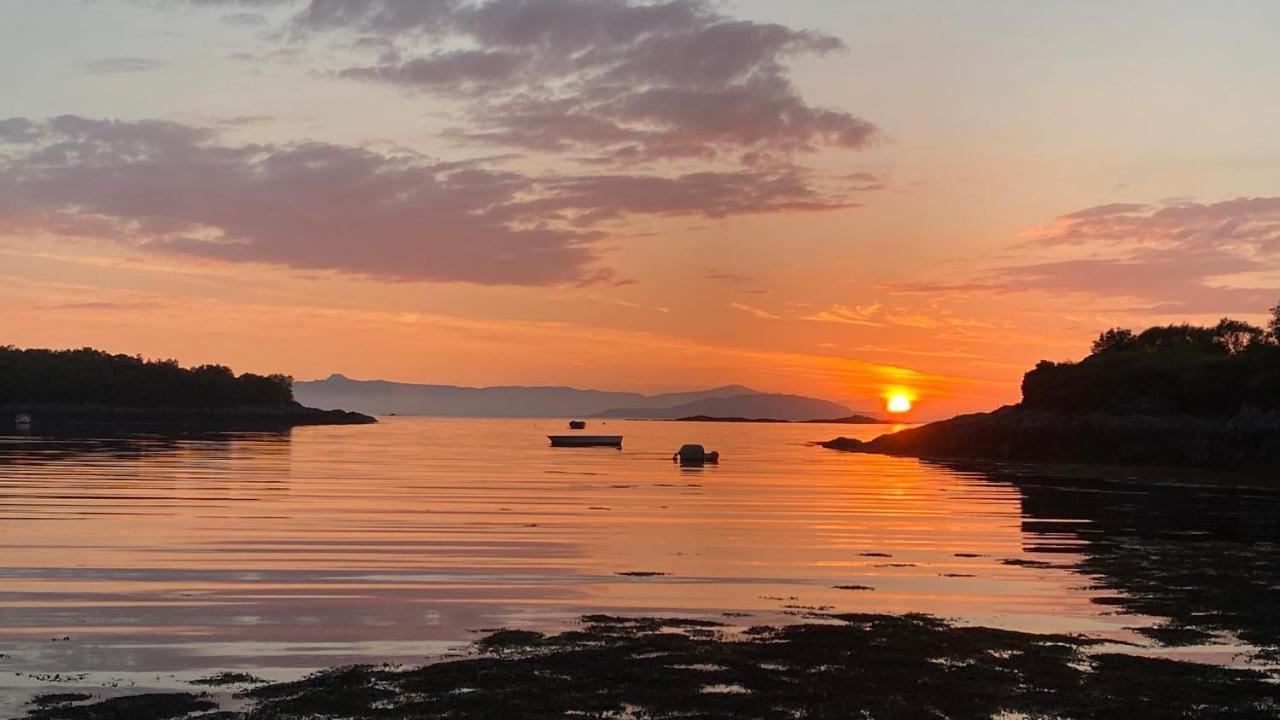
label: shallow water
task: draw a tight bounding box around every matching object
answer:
[1,417,1276,711]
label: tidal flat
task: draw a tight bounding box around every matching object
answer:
[19,614,1280,719]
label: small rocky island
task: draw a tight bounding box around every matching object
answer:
[0,346,375,431]
[824,308,1280,472]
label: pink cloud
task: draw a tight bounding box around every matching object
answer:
[1027,197,1280,253]
[890,198,1280,314]
[0,116,858,285]
[291,0,877,164]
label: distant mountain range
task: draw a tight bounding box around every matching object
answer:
[677,414,885,424]
[591,393,852,422]
[294,375,859,421]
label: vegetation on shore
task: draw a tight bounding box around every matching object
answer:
[1023,308,1280,415]
[21,614,1279,719]
[2,402,376,429]
[823,303,1280,470]
[0,346,374,428]
[1,346,295,407]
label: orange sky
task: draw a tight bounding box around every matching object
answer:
[2,1,1279,418]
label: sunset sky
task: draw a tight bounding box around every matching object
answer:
[3,0,1279,417]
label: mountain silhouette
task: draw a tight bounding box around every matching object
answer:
[294,375,763,417]
[591,393,851,421]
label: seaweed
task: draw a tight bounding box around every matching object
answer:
[23,614,1280,720]
[22,693,217,720]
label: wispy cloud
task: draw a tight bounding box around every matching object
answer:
[47,300,163,311]
[729,302,780,319]
[856,344,981,360]
[885,198,1280,315]
[805,302,883,326]
[220,12,268,26]
[81,57,165,74]
[706,271,754,284]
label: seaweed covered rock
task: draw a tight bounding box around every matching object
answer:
[23,615,1280,720]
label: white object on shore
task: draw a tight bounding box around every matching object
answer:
[14,413,32,428]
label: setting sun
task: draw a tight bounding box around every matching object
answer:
[886,394,913,414]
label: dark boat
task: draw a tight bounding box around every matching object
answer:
[568,420,587,429]
[549,435,622,448]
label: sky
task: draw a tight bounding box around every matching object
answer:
[2,0,1279,418]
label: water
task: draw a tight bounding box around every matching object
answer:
[2,417,1278,711]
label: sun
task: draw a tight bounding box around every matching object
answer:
[886,394,913,414]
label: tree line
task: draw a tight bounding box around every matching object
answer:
[0,346,294,408]
[1022,303,1280,415]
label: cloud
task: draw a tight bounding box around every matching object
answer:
[81,57,165,74]
[221,12,269,26]
[856,344,981,360]
[338,48,524,94]
[512,169,857,222]
[183,0,294,5]
[890,198,1280,314]
[804,302,994,331]
[987,250,1276,313]
[0,116,597,285]
[706,271,753,283]
[1010,198,1280,312]
[151,0,879,260]
[289,0,877,165]
[0,116,856,285]
[1026,197,1280,254]
[729,302,779,320]
[48,301,164,311]
[805,302,883,326]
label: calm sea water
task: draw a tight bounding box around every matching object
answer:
[2,417,1276,710]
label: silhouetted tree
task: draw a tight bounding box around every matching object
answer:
[1133,323,1219,354]
[0,347,294,408]
[1212,318,1266,354]
[1091,328,1136,354]
[1270,302,1280,343]
[1023,302,1280,416]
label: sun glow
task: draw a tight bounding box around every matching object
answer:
[886,393,913,414]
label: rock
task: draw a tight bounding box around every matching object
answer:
[820,406,1280,472]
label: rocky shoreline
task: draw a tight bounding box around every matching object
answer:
[820,406,1280,472]
[2,402,376,432]
[16,614,1280,719]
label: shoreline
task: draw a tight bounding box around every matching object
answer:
[820,405,1280,473]
[14,613,1278,719]
[2,403,376,432]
